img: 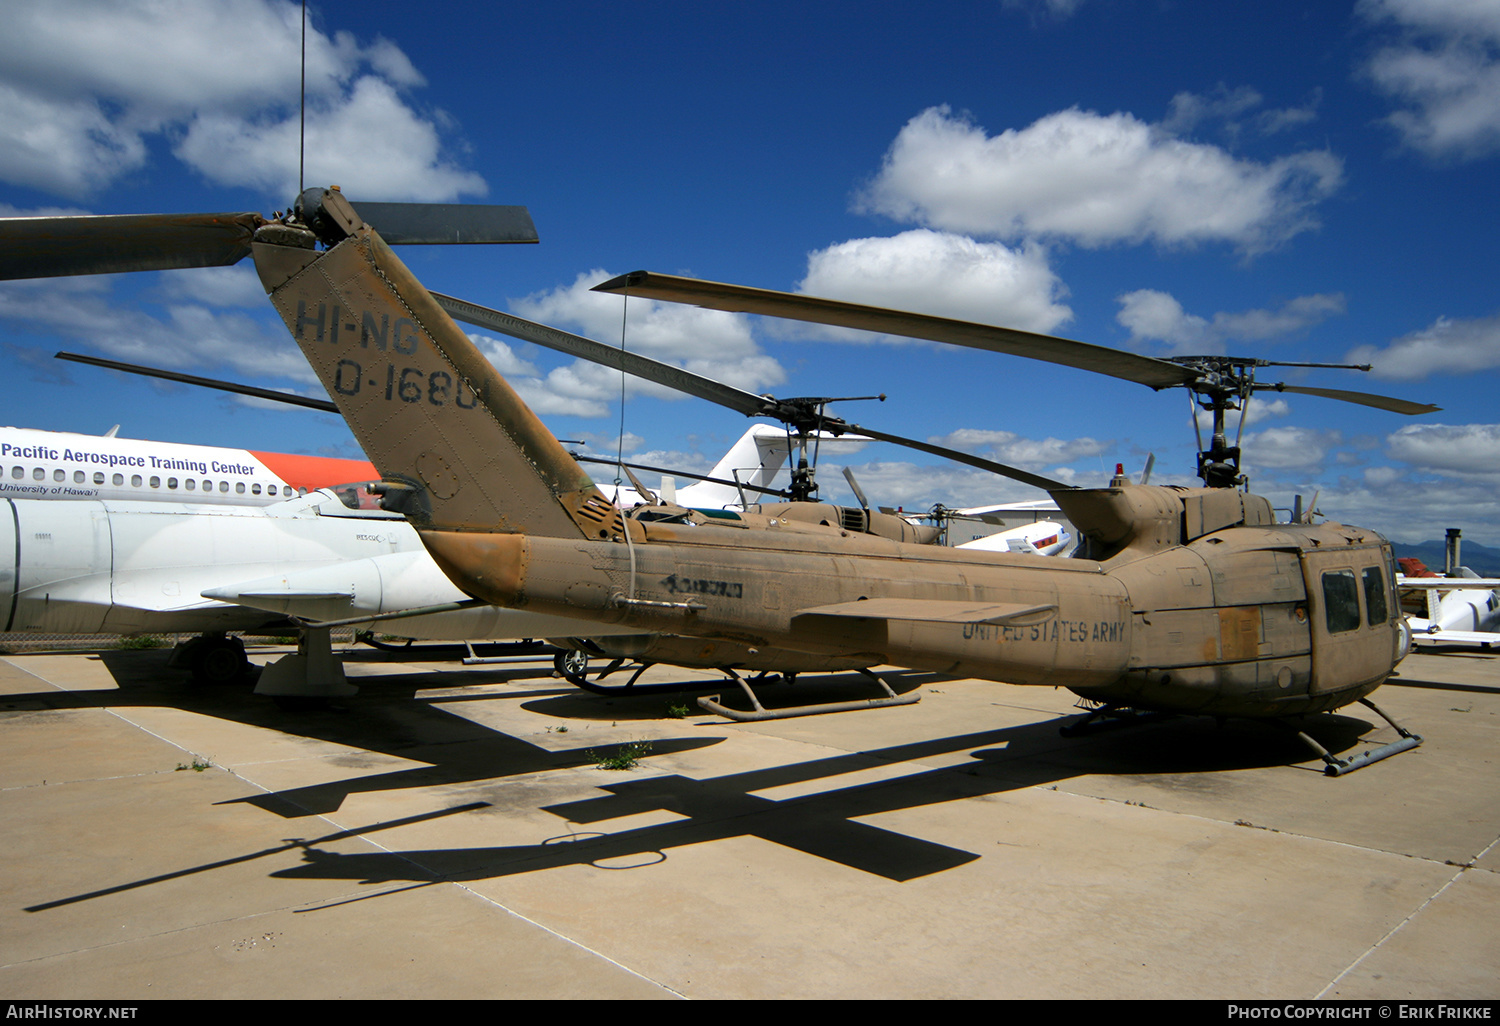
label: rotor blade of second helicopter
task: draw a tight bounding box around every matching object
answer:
[56,352,339,413]
[572,456,786,498]
[431,292,774,418]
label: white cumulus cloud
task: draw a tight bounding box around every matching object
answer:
[795,229,1072,337]
[1241,426,1343,470]
[0,278,313,385]
[1360,0,1500,159]
[857,105,1342,254]
[0,0,483,201]
[1387,422,1500,478]
[1117,289,1345,355]
[928,428,1107,469]
[1347,311,1500,380]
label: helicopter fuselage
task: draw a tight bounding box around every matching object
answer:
[418,481,1404,719]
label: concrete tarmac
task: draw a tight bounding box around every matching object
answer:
[0,643,1496,1000]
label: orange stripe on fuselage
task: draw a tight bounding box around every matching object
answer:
[249,451,378,492]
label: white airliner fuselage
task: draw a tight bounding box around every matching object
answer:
[0,426,377,506]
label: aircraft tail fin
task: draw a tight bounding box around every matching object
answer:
[257,224,611,540]
[675,424,790,507]
[735,424,793,492]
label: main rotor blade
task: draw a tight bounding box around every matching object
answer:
[0,212,265,280]
[434,291,1069,491]
[353,203,538,244]
[431,292,775,417]
[848,423,1069,492]
[56,352,339,413]
[592,271,1196,391]
[1267,385,1440,416]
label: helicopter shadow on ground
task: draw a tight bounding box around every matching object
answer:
[263,700,1384,888]
[27,648,1386,895]
[40,648,720,819]
[75,648,1384,802]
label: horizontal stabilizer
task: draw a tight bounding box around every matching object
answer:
[792,598,1058,626]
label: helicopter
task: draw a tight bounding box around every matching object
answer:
[0,187,1441,773]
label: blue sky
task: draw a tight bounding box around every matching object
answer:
[2,0,1499,544]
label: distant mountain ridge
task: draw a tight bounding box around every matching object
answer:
[1392,540,1500,578]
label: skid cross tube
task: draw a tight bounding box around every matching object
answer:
[697,668,920,721]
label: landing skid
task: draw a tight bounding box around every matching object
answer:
[698,668,920,721]
[1060,697,1423,775]
[560,660,921,720]
[1292,697,1424,776]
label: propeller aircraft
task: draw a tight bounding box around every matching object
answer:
[0,187,1442,773]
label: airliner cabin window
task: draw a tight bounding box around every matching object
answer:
[74,471,84,483]
[10,467,19,479]
[53,469,64,482]
[33,468,43,480]
[1362,566,1389,625]
[251,484,261,495]
[1322,569,1361,634]
[235,483,246,494]
[94,472,105,484]
[185,479,195,491]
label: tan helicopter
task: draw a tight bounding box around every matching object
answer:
[0,188,1441,773]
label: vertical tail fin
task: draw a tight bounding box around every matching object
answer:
[731,424,793,492]
[256,222,610,539]
[674,424,790,507]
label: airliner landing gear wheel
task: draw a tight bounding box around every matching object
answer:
[188,634,249,685]
[553,649,589,684]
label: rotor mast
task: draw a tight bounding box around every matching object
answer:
[1170,356,1381,490]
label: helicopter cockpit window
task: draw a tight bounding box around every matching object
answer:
[1362,566,1389,625]
[1322,569,1362,634]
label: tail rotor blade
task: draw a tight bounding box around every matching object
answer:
[353,203,538,245]
[0,212,264,280]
